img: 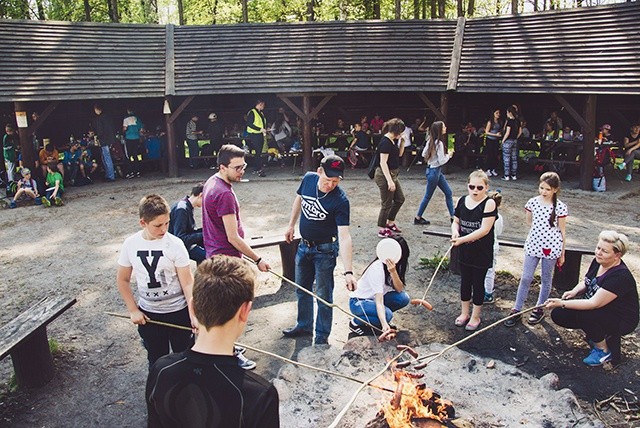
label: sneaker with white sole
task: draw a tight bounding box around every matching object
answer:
[616,162,626,171]
[348,320,365,336]
[490,170,498,177]
[582,347,611,366]
[527,308,545,325]
[625,174,632,182]
[511,176,517,181]
[483,292,495,304]
[236,352,256,370]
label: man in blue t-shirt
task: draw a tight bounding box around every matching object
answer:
[123,108,144,178]
[283,155,356,345]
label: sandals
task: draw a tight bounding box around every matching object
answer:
[465,319,481,331]
[454,316,470,327]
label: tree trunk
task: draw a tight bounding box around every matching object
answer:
[35,0,46,19]
[457,0,464,16]
[395,0,401,19]
[422,0,427,19]
[19,0,29,19]
[437,0,445,18]
[467,0,475,16]
[241,0,248,22]
[307,0,315,21]
[84,0,92,20]
[177,0,185,24]
[413,0,419,18]
[212,0,218,24]
[107,0,119,22]
[430,0,436,18]
[496,0,501,15]
[511,0,518,14]
[373,0,380,19]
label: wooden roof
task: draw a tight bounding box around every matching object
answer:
[0,19,166,101]
[456,2,640,94]
[0,2,638,102]
[172,20,456,95]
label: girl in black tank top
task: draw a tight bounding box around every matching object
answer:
[451,170,497,331]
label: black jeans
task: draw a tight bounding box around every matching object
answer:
[138,306,194,367]
[247,133,265,172]
[551,306,637,343]
[460,263,489,306]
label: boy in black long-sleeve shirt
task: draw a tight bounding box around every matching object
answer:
[169,184,205,264]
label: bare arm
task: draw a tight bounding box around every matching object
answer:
[451,199,496,246]
[374,293,390,331]
[116,265,148,325]
[557,216,567,266]
[285,195,302,243]
[379,153,395,191]
[386,259,404,292]
[502,125,512,144]
[222,214,270,272]
[338,225,356,291]
[546,287,617,310]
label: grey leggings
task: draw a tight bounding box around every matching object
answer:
[514,255,556,311]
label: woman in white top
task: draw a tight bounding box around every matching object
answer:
[348,236,411,335]
[414,121,455,225]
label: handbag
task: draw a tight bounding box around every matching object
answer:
[367,148,380,179]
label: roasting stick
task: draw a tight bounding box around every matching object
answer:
[327,349,409,428]
[242,255,385,335]
[105,312,397,395]
[413,304,546,366]
[420,244,453,302]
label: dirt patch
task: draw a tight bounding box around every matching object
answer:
[0,164,638,427]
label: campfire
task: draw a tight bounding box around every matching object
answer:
[366,368,456,428]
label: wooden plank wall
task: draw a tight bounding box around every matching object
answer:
[0,19,166,102]
[172,20,456,95]
[457,2,640,94]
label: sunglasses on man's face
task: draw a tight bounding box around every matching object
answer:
[227,163,247,172]
[468,184,484,191]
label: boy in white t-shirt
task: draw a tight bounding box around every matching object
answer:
[117,194,195,366]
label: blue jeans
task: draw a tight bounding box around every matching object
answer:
[187,139,200,167]
[101,145,115,180]
[294,240,339,342]
[416,166,454,219]
[349,291,410,327]
[189,245,206,265]
[502,139,518,177]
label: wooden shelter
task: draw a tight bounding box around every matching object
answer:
[1,2,639,189]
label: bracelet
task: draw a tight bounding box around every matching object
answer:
[255,257,262,265]
[562,302,566,309]
[343,271,353,276]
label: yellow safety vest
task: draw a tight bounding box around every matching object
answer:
[246,108,265,134]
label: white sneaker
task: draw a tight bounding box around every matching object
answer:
[485,170,492,176]
[501,176,510,181]
[511,176,517,181]
[491,170,498,177]
[236,352,256,370]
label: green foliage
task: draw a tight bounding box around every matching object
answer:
[8,373,17,393]
[48,338,60,354]
[419,252,450,270]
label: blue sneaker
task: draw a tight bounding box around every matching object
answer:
[583,347,611,366]
[9,200,17,209]
[483,292,495,304]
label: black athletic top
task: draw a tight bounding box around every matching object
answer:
[454,196,497,269]
[146,350,280,428]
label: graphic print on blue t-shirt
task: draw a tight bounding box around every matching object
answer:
[297,172,349,241]
[137,250,163,288]
[301,194,329,221]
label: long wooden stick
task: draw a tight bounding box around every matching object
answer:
[420,244,453,302]
[105,311,395,395]
[246,255,384,334]
[414,304,545,365]
[327,349,408,428]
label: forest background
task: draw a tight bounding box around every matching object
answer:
[0,0,629,31]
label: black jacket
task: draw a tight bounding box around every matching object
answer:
[169,197,203,248]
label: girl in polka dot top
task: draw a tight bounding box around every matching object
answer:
[505,172,567,327]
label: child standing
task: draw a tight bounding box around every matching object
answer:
[483,191,504,303]
[42,161,64,207]
[451,170,497,331]
[117,194,194,366]
[10,168,40,208]
[348,236,411,336]
[505,172,567,327]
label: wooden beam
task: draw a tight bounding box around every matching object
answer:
[14,101,37,172]
[440,92,449,124]
[554,94,587,131]
[309,94,335,122]
[447,17,466,91]
[165,96,179,178]
[303,95,313,171]
[165,24,175,96]
[26,101,60,135]
[277,95,306,121]
[168,95,195,124]
[417,92,445,122]
[580,94,597,191]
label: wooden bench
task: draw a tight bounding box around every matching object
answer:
[0,296,76,388]
[422,228,594,291]
[250,235,301,282]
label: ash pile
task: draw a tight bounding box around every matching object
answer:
[274,337,604,427]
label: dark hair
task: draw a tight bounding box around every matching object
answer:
[217,144,245,167]
[255,98,265,105]
[382,118,405,136]
[93,103,103,111]
[191,183,204,197]
[45,143,54,152]
[5,123,14,131]
[138,194,170,222]
[47,161,59,171]
[539,172,561,227]
[489,190,502,208]
[425,121,446,162]
[274,112,287,130]
[507,106,518,118]
[193,256,255,330]
[362,235,411,285]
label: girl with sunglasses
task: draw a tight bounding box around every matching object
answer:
[505,172,567,327]
[451,170,497,331]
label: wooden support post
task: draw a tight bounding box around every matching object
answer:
[164,97,178,178]
[11,327,55,388]
[14,102,36,171]
[417,92,446,122]
[580,95,597,190]
[303,95,312,170]
[440,92,449,124]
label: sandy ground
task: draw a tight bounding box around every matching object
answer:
[0,161,638,427]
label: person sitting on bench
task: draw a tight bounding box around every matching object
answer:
[546,230,638,366]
